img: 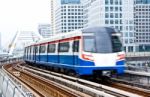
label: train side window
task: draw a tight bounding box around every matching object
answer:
[40,45,46,53]
[58,42,70,52]
[48,44,56,53]
[35,46,38,53]
[73,40,79,52]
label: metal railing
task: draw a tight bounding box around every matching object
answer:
[0,69,28,97]
[126,52,150,57]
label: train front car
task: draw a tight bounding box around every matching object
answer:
[78,27,125,77]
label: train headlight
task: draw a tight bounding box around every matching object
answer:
[82,54,94,61]
[117,54,125,60]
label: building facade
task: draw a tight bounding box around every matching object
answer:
[38,24,52,38]
[122,0,135,52]
[54,0,83,34]
[134,0,150,52]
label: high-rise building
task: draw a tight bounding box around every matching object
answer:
[82,0,136,52]
[51,0,55,35]
[134,0,150,52]
[53,0,83,34]
[38,24,52,38]
[82,0,123,29]
[122,0,135,52]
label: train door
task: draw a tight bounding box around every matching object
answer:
[31,46,33,61]
[33,46,36,62]
[47,43,58,64]
[72,39,79,65]
[30,46,32,61]
[34,46,38,62]
[58,40,73,65]
[39,44,47,62]
[28,46,31,61]
[36,45,40,62]
[26,47,29,60]
[24,47,26,60]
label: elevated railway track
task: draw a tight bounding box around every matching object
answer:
[22,63,150,97]
[3,62,90,97]
[2,61,150,97]
[9,62,150,96]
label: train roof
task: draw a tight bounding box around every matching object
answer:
[25,27,119,47]
[82,27,120,34]
[26,29,82,47]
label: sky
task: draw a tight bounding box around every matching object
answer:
[0,0,51,48]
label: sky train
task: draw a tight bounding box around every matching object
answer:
[24,27,125,77]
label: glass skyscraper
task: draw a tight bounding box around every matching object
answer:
[61,0,80,4]
[135,0,150,4]
[54,0,83,34]
[134,0,150,51]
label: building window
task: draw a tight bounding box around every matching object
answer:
[105,7,109,11]
[115,13,118,18]
[105,0,109,4]
[125,32,128,37]
[120,13,122,18]
[115,7,118,11]
[110,20,114,24]
[105,13,109,18]
[128,46,133,52]
[115,0,118,4]
[110,0,113,4]
[110,13,113,18]
[110,7,113,11]
[105,20,109,24]
[115,20,118,24]
[120,7,122,11]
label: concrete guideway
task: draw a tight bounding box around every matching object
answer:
[111,67,150,92]
[2,61,142,97]
[23,64,150,97]
[19,63,143,97]
[3,63,88,97]
[125,70,150,77]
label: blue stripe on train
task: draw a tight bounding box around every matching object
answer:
[48,55,58,63]
[33,55,79,65]
[27,55,125,75]
[116,60,125,65]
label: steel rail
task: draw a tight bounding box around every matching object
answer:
[18,64,142,97]
[3,63,88,97]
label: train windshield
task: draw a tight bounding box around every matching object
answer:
[111,34,123,52]
[83,32,123,53]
